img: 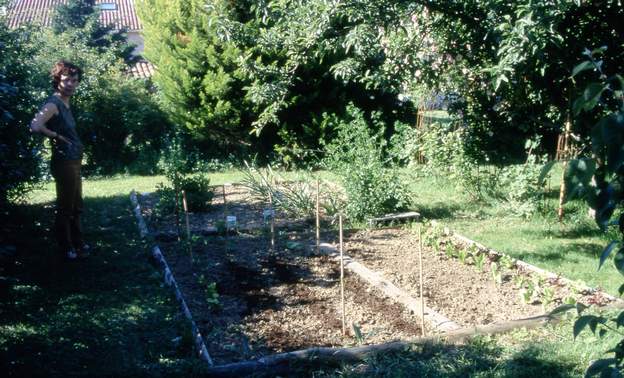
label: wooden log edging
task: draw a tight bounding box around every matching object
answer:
[130,190,149,238]
[317,243,461,332]
[204,313,558,377]
[430,220,624,308]
[129,191,214,366]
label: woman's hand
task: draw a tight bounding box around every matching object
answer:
[55,134,72,145]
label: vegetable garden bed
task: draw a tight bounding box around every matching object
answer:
[136,184,618,369]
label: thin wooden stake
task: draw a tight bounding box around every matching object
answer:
[557,115,572,222]
[174,186,181,241]
[339,214,346,336]
[316,179,320,254]
[418,225,425,337]
[222,184,228,216]
[269,191,275,253]
[223,185,228,252]
[182,190,193,261]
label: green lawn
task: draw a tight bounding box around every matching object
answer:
[1,193,206,377]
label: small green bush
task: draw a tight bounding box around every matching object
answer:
[154,140,214,215]
[154,175,214,216]
[324,104,411,221]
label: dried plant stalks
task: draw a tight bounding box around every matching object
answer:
[269,191,275,253]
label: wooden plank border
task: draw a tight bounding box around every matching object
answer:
[129,191,214,366]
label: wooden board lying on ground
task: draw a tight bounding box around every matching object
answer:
[368,212,421,226]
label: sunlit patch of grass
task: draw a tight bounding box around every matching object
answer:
[404,164,621,296]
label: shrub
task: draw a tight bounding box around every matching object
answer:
[324,104,411,221]
[0,20,44,207]
[155,174,214,216]
[417,122,548,217]
[155,140,213,215]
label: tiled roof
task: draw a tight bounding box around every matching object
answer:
[7,0,142,30]
[128,60,155,79]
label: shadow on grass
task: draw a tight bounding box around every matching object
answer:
[510,241,602,264]
[414,202,463,220]
[0,196,205,377]
[299,337,581,377]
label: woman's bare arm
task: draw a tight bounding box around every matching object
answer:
[30,103,71,144]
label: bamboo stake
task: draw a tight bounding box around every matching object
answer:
[269,191,275,253]
[174,186,181,241]
[182,190,193,261]
[339,213,346,336]
[316,179,320,254]
[557,115,572,222]
[418,225,425,337]
[223,184,228,252]
[222,184,228,216]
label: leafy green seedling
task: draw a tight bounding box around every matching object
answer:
[458,249,468,264]
[491,262,503,285]
[563,296,577,305]
[542,286,555,308]
[198,274,220,309]
[474,253,486,272]
[513,275,527,289]
[445,243,456,258]
[500,255,516,269]
[521,281,535,304]
[352,322,364,345]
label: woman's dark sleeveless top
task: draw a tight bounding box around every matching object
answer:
[45,95,83,162]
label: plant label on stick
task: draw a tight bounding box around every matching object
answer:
[263,209,275,222]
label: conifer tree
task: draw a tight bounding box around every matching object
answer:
[136,0,250,149]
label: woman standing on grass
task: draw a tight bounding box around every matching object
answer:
[30,60,89,260]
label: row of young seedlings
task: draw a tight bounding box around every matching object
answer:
[422,223,580,310]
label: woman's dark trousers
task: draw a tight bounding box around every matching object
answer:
[52,160,83,252]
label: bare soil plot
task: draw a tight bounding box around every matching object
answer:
[141,189,425,365]
[153,233,424,365]
[343,229,544,327]
[138,185,608,366]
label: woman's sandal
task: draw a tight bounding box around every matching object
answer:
[66,249,78,260]
[76,244,91,258]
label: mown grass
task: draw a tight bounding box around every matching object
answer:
[1,194,206,377]
[403,165,622,296]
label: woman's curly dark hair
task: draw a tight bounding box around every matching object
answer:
[51,60,82,90]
